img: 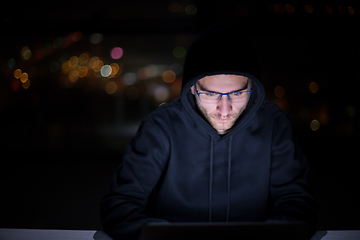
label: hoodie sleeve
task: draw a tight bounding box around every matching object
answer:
[268,114,318,228]
[100,120,170,240]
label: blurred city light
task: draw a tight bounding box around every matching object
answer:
[173,46,186,58]
[19,72,28,83]
[110,47,124,59]
[309,82,319,93]
[105,81,117,95]
[21,46,31,60]
[310,119,320,131]
[14,69,22,79]
[162,70,176,83]
[101,65,112,77]
[185,5,197,15]
[89,33,103,44]
[305,4,314,14]
[274,85,285,98]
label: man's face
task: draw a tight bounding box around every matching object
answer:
[191,74,251,134]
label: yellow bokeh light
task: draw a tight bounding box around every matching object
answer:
[62,61,72,74]
[274,85,285,98]
[309,82,319,93]
[69,70,79,82]
[21,46,31,60]
[108,63,120,78]
[14,69,22,79]
[105,81,117,94]
[20,72,29,83]
[88,57,99,69]
[162,70,176,83]
[22,79,30,89]
[310,119,320,131]
[78,66,88,78]
[94,60,104,72]
[79,52,90,65]
[69,56,79,67]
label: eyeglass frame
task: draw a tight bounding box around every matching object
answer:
[195,88,252,103]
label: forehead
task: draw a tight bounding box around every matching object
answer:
[196,74,249,92]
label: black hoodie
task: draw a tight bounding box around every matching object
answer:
[100,24,318,240]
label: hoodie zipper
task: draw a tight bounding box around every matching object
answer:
[209,136,233,222]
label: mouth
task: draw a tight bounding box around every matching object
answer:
[213,117,235,123]
[218,118,231,122]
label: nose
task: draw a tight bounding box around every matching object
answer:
[216,95,232,117]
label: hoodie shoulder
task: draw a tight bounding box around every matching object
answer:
[144,98,184,126]
[259,100,292,127]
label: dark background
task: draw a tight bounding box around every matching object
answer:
[1,0,359,232]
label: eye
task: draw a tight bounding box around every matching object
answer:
[205,92,216,96]
[232,91,243,96]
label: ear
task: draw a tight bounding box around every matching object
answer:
[190,85,195,95]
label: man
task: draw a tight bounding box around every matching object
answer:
[100,24,318,240]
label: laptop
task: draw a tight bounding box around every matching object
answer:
[141,222,311,240]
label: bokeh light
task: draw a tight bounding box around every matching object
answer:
[7,58,15,68]
[310,119,320,131]
[162,70,176,83]
[62,61,72,74]
[309,82,319,93]
[185,5,197,15]
[123,72,137,85]
[101,65,112,77]
[69,70,79,82]
[90,33,103,44]
[69,56,79,67]
[173,46,186,58]
[110,47,124,59]
[79,52,90,65]
[274,85,285,98]
[20,72,29,83]
[109,63,120,78]
[11,79,20,92]
[78,66,88,78]
[154,85,170,102]
[305,4,314,14]
[14,69,22,79]
[285,4,294,13]
[274,4,284,13]
[22,79,30,89]
[346,106,356,117]
[325,5,333,14]
[94,60,104,72]
[105,81,117,94]
[21,46,31,60]
[138,67,151,80]
[169,63,182,75]
[348,6,355,14]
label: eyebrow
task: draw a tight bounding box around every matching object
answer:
[197,82,249,93]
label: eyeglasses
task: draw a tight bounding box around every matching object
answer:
[196,89,252,103]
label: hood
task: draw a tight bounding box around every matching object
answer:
[180,23,265,136]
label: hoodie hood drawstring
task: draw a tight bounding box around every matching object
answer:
[209,136,233,223]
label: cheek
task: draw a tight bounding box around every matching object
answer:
[233,102,247,111]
